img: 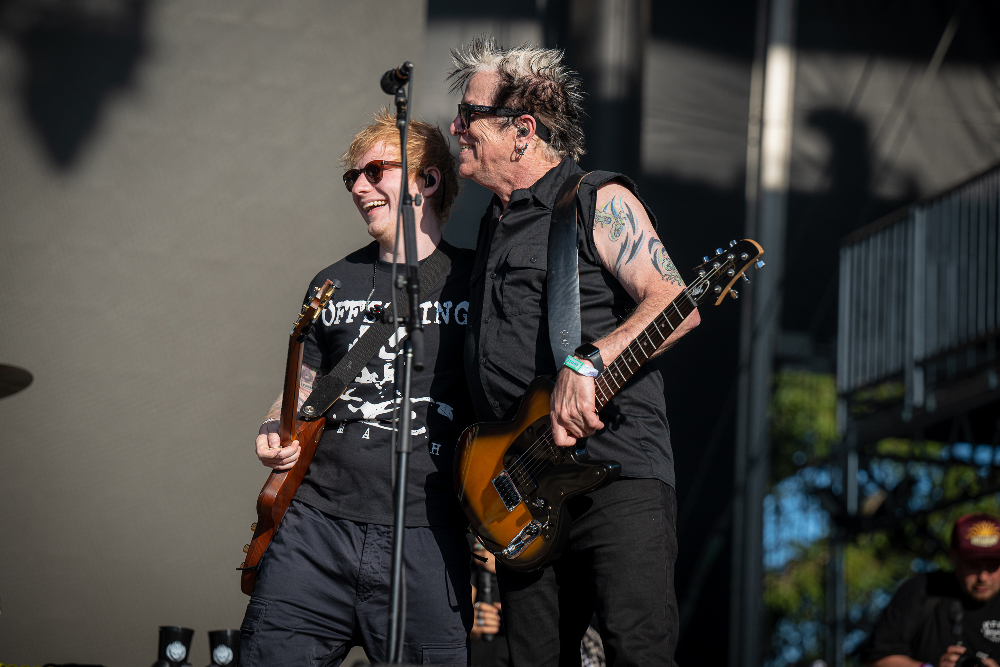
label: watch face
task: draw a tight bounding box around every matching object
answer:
[574,343,603,371]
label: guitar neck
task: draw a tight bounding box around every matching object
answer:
[279,337,304,443]
[594,288,698,410]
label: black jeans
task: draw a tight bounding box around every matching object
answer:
[238,501,473,667]
[496,478,679,667]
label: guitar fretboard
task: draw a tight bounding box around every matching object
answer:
[594,288,699,410]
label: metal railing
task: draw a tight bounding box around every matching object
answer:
[837,165,1000,403]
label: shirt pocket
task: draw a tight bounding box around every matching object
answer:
[498,244,547,317]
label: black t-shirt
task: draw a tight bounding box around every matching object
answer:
[861,571,1000,664]
[292,240,475,528]
[464,156,674,487]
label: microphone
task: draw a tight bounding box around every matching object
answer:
[380,62,411,94]
[477,567,495,642]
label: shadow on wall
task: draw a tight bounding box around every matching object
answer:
[784,108,919,340]
[0,0,150,169]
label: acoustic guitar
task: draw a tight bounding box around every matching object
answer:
[239,279,339,595]
[454,240,764,572]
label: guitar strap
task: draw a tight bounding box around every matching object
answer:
[547,172,591,365]
[300,241,455,421]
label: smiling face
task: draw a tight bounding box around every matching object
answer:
[449,70,514,190]
[952,551,1000,602]
[349,141,408,247]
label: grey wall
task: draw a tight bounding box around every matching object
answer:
[0,2,437,664]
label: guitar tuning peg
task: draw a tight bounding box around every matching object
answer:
[702,256,710,263]
[755,260,765,269]
[729,240,737,247]
[243,544,250,553]
[251,522,257,531]
[741,273,750,283]
[730,289,739,299]
[715,248,724,255]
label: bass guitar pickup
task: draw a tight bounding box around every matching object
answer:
[492,470,522,511]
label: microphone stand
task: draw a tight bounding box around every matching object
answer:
[383,61,421,664]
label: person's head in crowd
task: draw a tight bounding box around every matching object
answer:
[446,37,586,194]
[950,513,1000,602]
[342,108,459,248]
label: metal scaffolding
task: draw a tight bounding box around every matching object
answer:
[830,163,1000,665]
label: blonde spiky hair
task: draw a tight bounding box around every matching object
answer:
[447,36,586,162]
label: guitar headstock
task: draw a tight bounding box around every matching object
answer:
[687,240,764,306]
[291,279,341,339]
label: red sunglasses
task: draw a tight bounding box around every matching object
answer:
[343,160,403,191]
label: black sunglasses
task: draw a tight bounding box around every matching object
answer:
[343,160,403,191]
[456,103,552,142]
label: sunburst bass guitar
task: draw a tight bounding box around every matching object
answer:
[239,279,339,595]
[454,240,764,572]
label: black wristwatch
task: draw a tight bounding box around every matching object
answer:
[574,343,605,373]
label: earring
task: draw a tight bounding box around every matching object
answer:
[515,144,526,156]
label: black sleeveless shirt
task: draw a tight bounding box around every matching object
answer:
[464,157,675,488]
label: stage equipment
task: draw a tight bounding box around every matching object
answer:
[205,630,239,667]
[380,63,410,95]
[476,566,495,643]
[0,363,32,398]
[456,241,764,571]
[152,626,194,667]
[378,58,422,665]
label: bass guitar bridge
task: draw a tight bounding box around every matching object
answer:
[501,519,545,559]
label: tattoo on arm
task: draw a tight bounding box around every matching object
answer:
[297,364,319,411]
[598,195,682,286]
[648,238,685,286]
[599,196,642,278]
[261,363,321,422]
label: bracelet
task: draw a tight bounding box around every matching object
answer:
[258,418,279,436]
[563,355,599,378]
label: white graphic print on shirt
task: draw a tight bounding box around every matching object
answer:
[322,297,468,437]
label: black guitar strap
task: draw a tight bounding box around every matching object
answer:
[300,241,455,420]
[547,172,591,365]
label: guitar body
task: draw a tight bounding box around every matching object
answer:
[240,417,326,595]
[455,240,766,572]
[454,377,620,572]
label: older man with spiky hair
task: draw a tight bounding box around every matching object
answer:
[449,37,700,666]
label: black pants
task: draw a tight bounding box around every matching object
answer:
[239,501,473,667]
[496,479,679,667]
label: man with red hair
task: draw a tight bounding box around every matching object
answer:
[239,110,474,666]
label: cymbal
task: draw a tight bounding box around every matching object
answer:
[0,364,33,399]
